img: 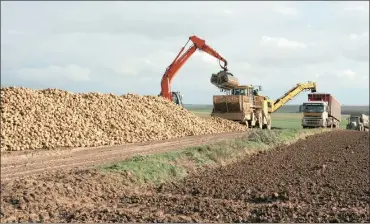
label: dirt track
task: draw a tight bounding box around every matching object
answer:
[1,131,369,222]
[1,132,248,181]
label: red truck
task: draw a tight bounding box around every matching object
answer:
[300,93,341,128]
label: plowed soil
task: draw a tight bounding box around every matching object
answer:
[1,131,369,223]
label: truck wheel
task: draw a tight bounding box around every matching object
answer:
[262,124,271,130]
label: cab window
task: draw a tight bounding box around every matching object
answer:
[232,89,246,95]
[172,94,179,104]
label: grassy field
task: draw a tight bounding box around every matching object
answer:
[185,105,363,129]
[185,104,369,114]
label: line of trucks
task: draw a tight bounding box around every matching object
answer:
[158,35,368,131]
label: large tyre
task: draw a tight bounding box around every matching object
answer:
[262,124,271,130]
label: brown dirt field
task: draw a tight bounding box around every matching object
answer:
[1,131,369,223]
[1,131,248,181]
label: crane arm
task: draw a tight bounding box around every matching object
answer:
[272,81,317,113]
[160,35,228,101]
[189,35,228,70]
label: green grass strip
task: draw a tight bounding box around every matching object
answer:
[100,128,327,185]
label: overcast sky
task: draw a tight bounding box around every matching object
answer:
[1,1,369,105]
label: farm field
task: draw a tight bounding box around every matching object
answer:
[189,110,350,129]
[185,104,369,115]
[2,1,370,223]
[185,104,366,129]
[1,87,369,223]
[1,130,368,222]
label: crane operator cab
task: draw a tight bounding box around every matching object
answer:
[171,91,184,107]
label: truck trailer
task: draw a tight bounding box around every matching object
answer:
[300,93,341,128]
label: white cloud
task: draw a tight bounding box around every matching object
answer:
[223,9,233,15]
[6,30,26,35]
[305,67,368,94]
[201,54,220,66]
[241,63,251,71]
[338,69,356,80]
[274,6,298,16]
[349,32,369,40]
[260,36,307,49]
[112,63,139,76]
[1,1,369,105]
[16,64,91,82]
[342,2,369,13]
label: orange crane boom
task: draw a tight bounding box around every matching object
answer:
[160,35,228,102]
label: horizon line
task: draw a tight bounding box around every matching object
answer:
[184,103,370,107]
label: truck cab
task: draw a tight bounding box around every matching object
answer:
[301,101,329,128]
[300,93,341,129]
[171,91,184,107]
